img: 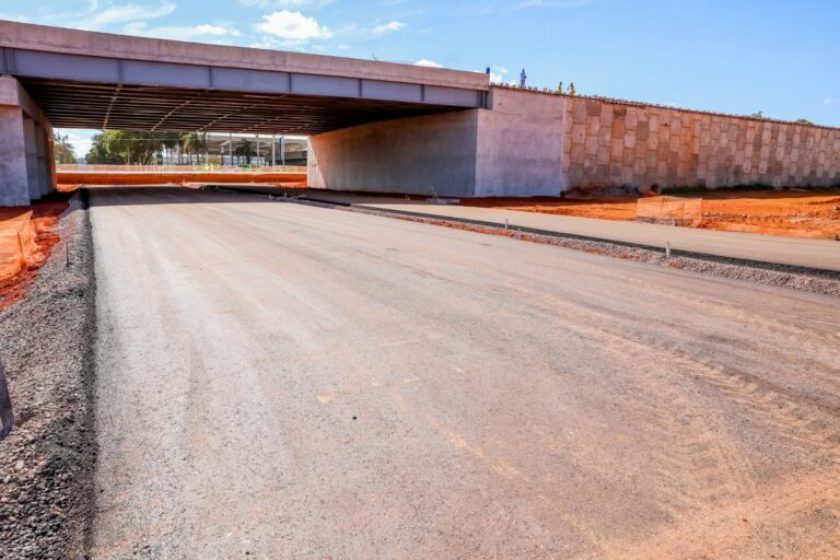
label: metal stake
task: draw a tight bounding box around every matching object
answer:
[0,360,14,440]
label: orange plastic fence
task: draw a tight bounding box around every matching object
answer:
[0,211,41,282]
[56,171,308,186]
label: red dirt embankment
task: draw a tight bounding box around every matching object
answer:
[463,190,840,240]
[0,197,67,310]
[56,171,307,189]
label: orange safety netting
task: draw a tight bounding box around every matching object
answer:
[0,200,65,309]
[56,171,307,187]
[0,210,41,282]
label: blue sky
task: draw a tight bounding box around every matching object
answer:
[2,0,838,154]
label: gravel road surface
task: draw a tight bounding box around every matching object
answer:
[297,190,840,272]
[89,187,840,559]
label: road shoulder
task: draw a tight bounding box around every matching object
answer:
[0,193,97,559]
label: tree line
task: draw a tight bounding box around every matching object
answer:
[84,131,211,165]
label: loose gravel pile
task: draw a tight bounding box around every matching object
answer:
[0,194,96,559]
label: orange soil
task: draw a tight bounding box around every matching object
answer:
[463,190,840,240]
[0,197,68,310]
[56,171,307,189]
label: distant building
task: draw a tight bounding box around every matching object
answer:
[161,132,308,166]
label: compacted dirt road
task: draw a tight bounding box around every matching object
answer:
[89,187,840,559]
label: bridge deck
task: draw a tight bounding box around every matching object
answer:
[0,20,489,133]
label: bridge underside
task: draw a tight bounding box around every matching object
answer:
[0,21,492,205]
[18,78,465,135]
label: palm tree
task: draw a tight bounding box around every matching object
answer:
[181,132,207,164]
[234,139,255,165]
[53,132,77,164]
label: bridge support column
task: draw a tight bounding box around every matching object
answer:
[308,89,569,198]
[0,75,55,207]
[308,110,481,198]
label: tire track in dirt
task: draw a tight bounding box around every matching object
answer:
[601,466,840,560]
[496,276,840,461]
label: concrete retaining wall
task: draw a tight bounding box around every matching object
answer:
[308,110,479,198]
[309,87,840,198]
[560,93,840,190]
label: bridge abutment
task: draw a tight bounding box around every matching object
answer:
[0,76,56,207]
[309,87,839,198]
[308,88,570,198]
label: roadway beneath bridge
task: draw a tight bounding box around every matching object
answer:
[90,187,840,559]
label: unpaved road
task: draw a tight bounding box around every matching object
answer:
[89,187,840,559]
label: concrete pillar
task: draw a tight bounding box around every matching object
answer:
[22,116,40,201]
[35,122,50,197]
[45,123,57,195]
[0,106,31,206]
[0,75,55,206]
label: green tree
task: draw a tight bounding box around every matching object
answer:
[53,132,77,164]
[557,81,564,94]
[794,118,814,125]
[749,111,764,118]
[86,130,166,164]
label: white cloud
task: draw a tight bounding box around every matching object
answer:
[239,0,333,8]
[256,10,332,43]
[824,98,839,105]
[55,129,96,158]
[79,1,177,30]
[489,65,508,83]
[373,20,405,34]
[519,0,593,6]
[122,22,241,41]
[414,59,443,68]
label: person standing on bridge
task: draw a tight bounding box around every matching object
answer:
[520,68,527,87]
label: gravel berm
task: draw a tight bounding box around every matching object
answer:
[0,192,97,559]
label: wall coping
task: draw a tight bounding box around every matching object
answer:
[491,84,840,132]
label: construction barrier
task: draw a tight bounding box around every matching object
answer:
[57,164,306,173]
[0,210,41,283]
[636,196,703,226]
[56,170,308,187]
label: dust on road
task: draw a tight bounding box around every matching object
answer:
[89,187,840,559]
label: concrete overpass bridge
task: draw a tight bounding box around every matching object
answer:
[2,20,838,207]
[0,20,489,205]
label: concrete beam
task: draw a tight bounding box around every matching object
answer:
[0,21,489,92]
